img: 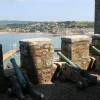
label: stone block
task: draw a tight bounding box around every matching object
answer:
[91,34,100,71]
[36,68,53,84]
[61,35,91,70]
[20,38,54,84]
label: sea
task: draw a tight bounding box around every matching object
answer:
[0,32,62,66]
[0,33,62,53]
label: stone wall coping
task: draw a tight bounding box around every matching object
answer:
[92,34,100,39]
[61,35,91,43]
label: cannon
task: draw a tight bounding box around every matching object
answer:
[8,58,45,100]
[91,46,100,56]
[7,75,25,100]
[52,52,97,89]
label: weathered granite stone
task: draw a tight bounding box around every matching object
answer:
[36,68,53,84]
[61,35,91,70]
[20,38,54,84]
[91,34,100,71]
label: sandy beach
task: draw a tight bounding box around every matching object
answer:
[0,32,10,35]
[0,32,53,35]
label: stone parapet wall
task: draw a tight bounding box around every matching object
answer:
[95,0,100,34]
[20,38,54,84]
[92,34,100,48]
[0,44,7,92]
[61,35,91,70]
[91,34,100,71]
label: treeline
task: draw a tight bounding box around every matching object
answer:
[0,21,94,33]
[63,21,94,28]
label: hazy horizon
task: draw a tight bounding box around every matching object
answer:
[0,20,94,22]
[0,0,94,21]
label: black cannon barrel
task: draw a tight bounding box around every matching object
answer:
[10,58,45,100]
[8,75,25,100]
[91,46,100,56]
[57,52,97,89]
[10,58,27,88]
[23,71,45,100]
[57,52,80,69]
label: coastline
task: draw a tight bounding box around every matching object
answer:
[0,32,11,35]
[0,31,54,35]
[0,32,62,37]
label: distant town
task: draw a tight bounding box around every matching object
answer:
[0,21,94,35]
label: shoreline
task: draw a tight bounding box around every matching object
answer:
[0,32,61,36]
[0,32,54,35]
[0,32,11,35]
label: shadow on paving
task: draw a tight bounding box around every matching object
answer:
[0,82,100,100]
[34,82,100,100]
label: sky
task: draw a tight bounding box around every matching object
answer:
[0,0,94,21]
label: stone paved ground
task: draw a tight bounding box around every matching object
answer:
[1,81,100,100]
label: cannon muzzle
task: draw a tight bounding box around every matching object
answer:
[91,46,100,56]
